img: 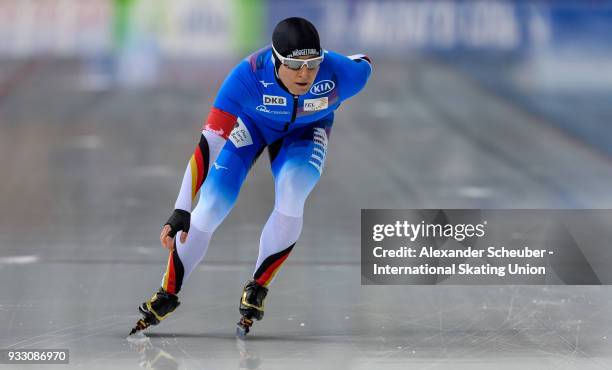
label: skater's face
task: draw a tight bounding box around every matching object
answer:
[277,55,320,95]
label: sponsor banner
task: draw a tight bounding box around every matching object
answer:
[2,0,611,57]
[160,0,233,57]
[267,0,612,54]
[362,209,612,285]
[0,0,110,56]
[267,0,528,53]
[0,0,234,57]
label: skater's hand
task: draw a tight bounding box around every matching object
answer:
[160,225,185,250]
[161,209,190,250]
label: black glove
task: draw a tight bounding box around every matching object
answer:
[164,209,190,237]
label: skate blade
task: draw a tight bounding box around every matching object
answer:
[236,317,253,339]
[126,330,148,343]
[129,319,150,336]
[236,325,249,339]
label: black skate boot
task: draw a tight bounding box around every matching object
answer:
[236,280,268,338]
[129,288,180,335]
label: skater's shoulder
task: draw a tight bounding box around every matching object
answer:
[245,45,274,72]
[223,58,261,92]
[323,50,371,70]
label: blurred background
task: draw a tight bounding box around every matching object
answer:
[1,1,611,369]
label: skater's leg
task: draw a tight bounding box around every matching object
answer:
[131,117,265,335]
[252,210,301,287]
[235,119,333,336]
[253,118,332,287]
[236,119,332,336]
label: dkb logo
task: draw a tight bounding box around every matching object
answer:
[263,95,287,106]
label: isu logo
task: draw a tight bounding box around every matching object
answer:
[310,80,335,95]
[263,95,287,106]
[229,118,253,148]
[304,97,328,111]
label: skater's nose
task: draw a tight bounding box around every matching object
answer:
[296,66,315,80]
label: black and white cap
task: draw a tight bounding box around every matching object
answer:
[272,17,321,59]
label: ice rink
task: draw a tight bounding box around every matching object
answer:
[1,56,611,369]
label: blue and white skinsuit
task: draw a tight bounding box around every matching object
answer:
[160,46,371,293]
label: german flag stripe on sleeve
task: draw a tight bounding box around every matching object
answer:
[189,155,198,200]
[197,133,210,187]
[188,134,210,200]
[194,146,204,188]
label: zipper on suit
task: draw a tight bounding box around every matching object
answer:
[283,95,299,131]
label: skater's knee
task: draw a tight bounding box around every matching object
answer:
[191,196,235,232]
[274,199,305,218]
[274,166,320,217]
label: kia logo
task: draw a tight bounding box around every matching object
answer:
[310,80,335,96]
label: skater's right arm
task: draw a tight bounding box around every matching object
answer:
[161,61,255,250]
[161,112,233,249]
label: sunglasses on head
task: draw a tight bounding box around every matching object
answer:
[272,45,324,70]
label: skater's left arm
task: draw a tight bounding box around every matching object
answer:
[331,51,372,100]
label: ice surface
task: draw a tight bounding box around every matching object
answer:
[0,58,610,369]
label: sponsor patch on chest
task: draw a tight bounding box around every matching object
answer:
[229,118,253,148]
[263,95,287,106]
[303,97,329,111]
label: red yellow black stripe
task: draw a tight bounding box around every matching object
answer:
[254,244,295,287]
[162,243,185,294]
[188,134,210,200]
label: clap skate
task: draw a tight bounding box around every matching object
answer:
[236,280,268,338]
[129,288,180,335]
